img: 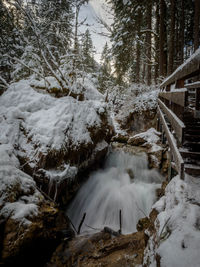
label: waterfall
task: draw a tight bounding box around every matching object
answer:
[67,151,163,234]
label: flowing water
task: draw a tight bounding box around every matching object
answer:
[67,150,163,234]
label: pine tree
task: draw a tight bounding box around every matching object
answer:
[81,29,96,72]
[98,42,112,93]
[0,0,24,84]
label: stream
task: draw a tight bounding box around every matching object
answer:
[67,150,163,234]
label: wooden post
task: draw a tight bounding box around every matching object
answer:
[119,209,122,234]
[161,130,165,144]
[176,79,184,88]
[195,89,200,118]
[167,151,172,181]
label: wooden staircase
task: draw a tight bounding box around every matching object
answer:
[158,48,200,179]
[180,114,200,177]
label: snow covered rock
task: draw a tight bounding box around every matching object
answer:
[0,79,113,203]
[0,144,71,265]
[110,83,159,134]
[127,128,165,170]
[128,128,161,146]
[144,175,200,267]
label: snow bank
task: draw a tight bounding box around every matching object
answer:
[0,144,41,225]
[144,175,200,267]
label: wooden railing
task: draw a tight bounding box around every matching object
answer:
[157,48,200,180]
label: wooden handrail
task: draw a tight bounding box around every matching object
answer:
[158,106,184,179]
[159,89,187,107]
[158,99,185,144]
[161,48,200,89]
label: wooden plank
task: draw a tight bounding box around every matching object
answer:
[185,82,200,89]
[159,89,187,107]
[158,106,184,179]
[161,48,200,88]
[158,99,185,143]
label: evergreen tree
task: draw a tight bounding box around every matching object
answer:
[98,42,112,93]
[0,0,24,85]
[81,29,96,72]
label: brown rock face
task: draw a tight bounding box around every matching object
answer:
[48,231,149,267]
[0,205,73,266]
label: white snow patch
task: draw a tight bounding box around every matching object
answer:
[132,128,161,145]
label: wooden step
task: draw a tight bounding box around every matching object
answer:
[184,119,200,124]
[183,141,200,152]
[185,129,200,135]
[180,150,200,161]
[186,126,200,131]
[184,134,200,142]
[185,164,200,177]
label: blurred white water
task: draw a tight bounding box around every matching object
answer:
[67,151,162,234]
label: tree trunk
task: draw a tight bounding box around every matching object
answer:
[180,0,185,64]
[136,8,141,83]
[194,0,200,51]
[155,0,160,83]
[168,0,175,75]
[146,0,152,85]
[159,0,167,77]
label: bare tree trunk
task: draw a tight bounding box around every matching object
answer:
[159,0,167,77]
[136,8,141,83]
[180,0,185,64]
[155,0,160,83]
[146,0,152,85]
[194,0,200,51]
[168,0,175,75]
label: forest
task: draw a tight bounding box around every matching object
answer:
[0,0,200,267]
[0,0,200,91]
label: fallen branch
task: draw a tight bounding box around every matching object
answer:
[67,216,78,234]
[118,209,122,234]
[78,212,86,234]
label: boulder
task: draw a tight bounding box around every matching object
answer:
[47,230,149,267]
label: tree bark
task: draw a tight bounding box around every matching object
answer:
[155,0,160,83]
[168,0,175,75]
[136,8,141,83]
[194,0,200,51]
[179,0,185,64]
[146,0,152,85]
[159,0,167,77]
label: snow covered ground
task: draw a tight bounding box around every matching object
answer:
[144,175,200,267]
